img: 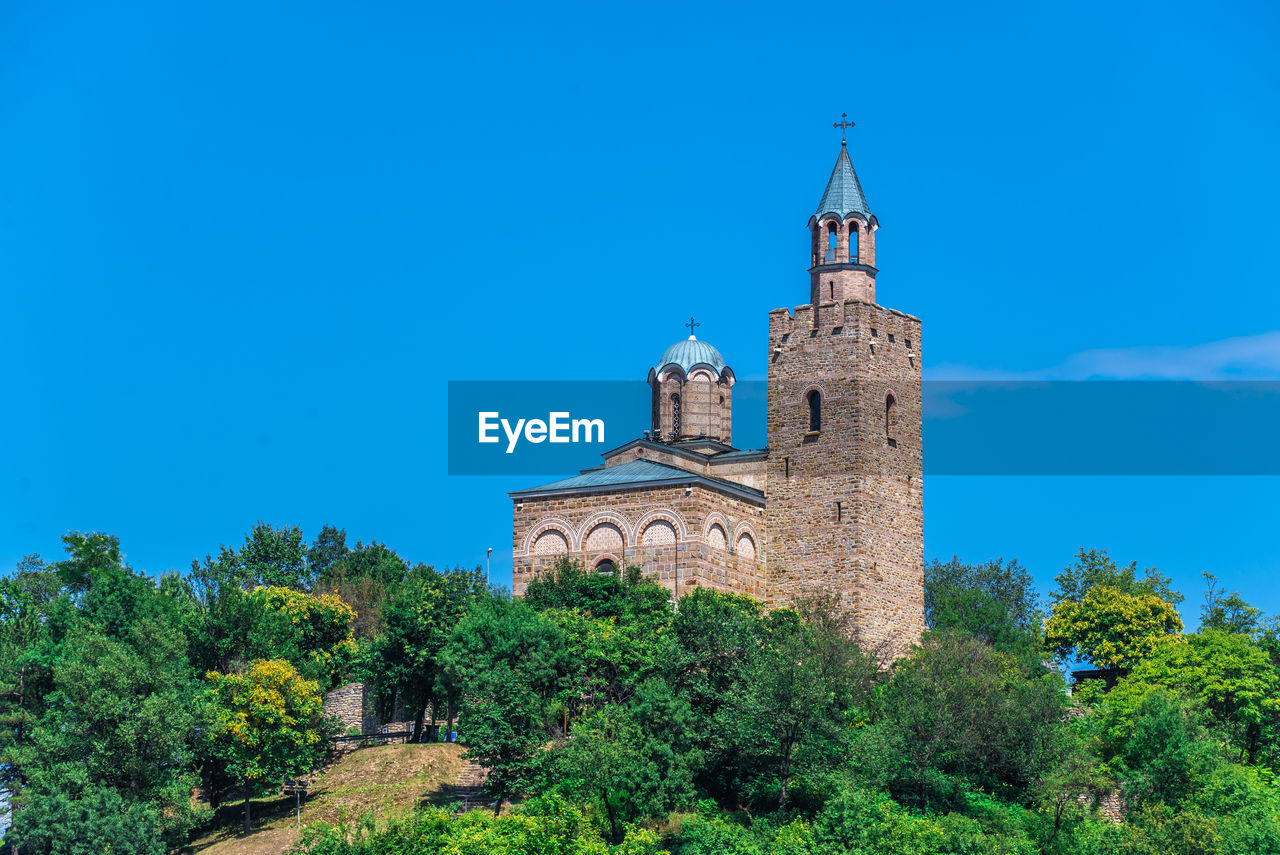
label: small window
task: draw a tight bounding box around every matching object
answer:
[825,224,837,262]
[671,393,681,438]
[807,390,822,432]
[885,393,896,442]
[850,225,859,263]
[595,558,616,575]
[905,339,912,349]
[871,328,878,337]
[888,333,895,343]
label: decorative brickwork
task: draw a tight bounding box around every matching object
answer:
[512,482,766,599]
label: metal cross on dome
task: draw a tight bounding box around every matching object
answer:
[834,113,855,145]
[685,317,700,336]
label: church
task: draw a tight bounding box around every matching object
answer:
[509,127,924,656]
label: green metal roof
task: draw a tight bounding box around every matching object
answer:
[654,336,727,376]
[815,145,872,222]
[510,458,764,500]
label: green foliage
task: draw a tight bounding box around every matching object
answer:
[725,598,877,808]
[854,631,1071,809]
[246,584,359,686]
[308,524,351,579]
[291,794,627,855]
[1052,548,1184,607]
[314,540,409,639]
[442,596,565,805]
[1044,586,1183,670]
[238,520,312,589]
[1101,631,1280,764]
[1200,572,1264,636]
[810,787,1037,855]
[370,564,488,736]
[1115,690,1219,806]
[198,658,333,831]
[549,700,698,843]
[925,556,1043,655]
[6,782,165,855]
[524,557,672,622]
[0,558,63,798]
[36,621,205,840]
[6,536,1280,855]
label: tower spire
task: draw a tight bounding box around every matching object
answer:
[808,124,879,306]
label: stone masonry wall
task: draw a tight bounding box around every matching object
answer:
[764,297,924,659]
[323,682,378,735]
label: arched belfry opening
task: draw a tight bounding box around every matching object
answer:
[647,319,734,446]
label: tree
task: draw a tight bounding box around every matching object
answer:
[313,540,408,640]
[307,524,350,580]
[0,559,63,807]
[199,658,332,834]
[1111,689,1220,807]
[855,631,1071,809]
[442,597,566,808]
[1051,548,1182,607]
[371,565,488,741]
[524,557,671,622]
[726,599,877,808]
[36,621,205,842]
[551,705,666,844]
[1045,585,1183,670]
[1100,631,1280,765]
[237,521,310,589]
[458,666,552,814]
[244,585,358,687]
[1200,573,1264,636]
[925,555,1042,654]
[183,547,256,674]
[5,782,164,855]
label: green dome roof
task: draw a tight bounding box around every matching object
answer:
[654,336,727,376]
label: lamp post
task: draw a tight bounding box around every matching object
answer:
[486,547,493,586]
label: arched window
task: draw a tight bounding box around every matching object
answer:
[670,393,682,439]
[885,393,896,446]
[807,390,821,432]
[850,224,859,263]
[825,224,837,262]
[595,558,616,575]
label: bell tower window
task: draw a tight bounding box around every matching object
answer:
[807,390,821,432]
[850,225,859,264]
[825,225,837,262]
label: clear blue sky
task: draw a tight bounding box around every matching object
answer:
[3,1,1279,624]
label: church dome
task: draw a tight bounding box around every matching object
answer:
[654,335,727,377]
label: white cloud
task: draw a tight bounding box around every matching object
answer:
[927,331,1280,381]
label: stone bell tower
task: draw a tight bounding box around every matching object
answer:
[764,119,924,658]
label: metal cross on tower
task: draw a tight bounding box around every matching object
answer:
[685,316,700,336]
[833,112,855,145]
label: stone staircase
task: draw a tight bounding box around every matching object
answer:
[447,760,492,812]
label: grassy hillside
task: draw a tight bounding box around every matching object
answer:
[184,743,469,855]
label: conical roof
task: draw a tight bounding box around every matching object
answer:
[815,145,872,221]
